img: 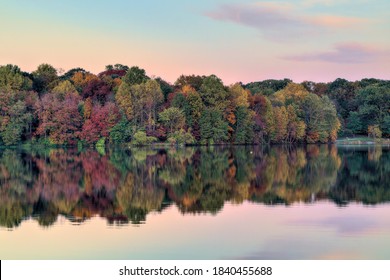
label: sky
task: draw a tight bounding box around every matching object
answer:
[0,0,389,84]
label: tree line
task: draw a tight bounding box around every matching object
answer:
[0,63,389,146]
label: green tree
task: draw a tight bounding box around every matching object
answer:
[155,77,173,101]
[357,85,390,132]
[109,117,133,144]
[131,131,157,145]
[142,79,164,131]
[263,97,275,143]
[327,78,358,120]
[234,106,254,144]
[32,63,58,93]
[122,66,149,86]
[116,82,133,121]
[168,129,195,145]
[383,115,390,137]
[0,91,37,145]
[199,75,228,110]
[159,107,186,134]
[116,79,163,131]
[245,79,292,96]
[186,90,204,127]
[52,80,77,99]
[0,101,29,145]
[346,111,363,135]
[302,94,340,143]
[200,108,229,144]
[171,93,191,125]
[0,64,32,92]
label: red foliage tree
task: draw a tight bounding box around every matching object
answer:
[80,102,120,144]
[36,92,82,145]
[82,79,112,104]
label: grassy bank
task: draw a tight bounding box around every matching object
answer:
[337,137,390,145]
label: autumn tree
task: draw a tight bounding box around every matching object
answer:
[368,125,382,139]
[35,92,82,145]
[272,106,288,142]
[250,95,275,143]
[227,84,251,140]
[302,81,328,96]
[60,68,87,81]
[80,102,120,144]
[286,105,305,142]
[83,97,93,119]
[71,71,97,93]
[82,78,112,104]
[175,75,205,91]
[273,83,309,107]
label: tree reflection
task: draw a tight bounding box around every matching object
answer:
[330,146,390,205]
[0,145,390,229]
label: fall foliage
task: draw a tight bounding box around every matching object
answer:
[1,63,389,146]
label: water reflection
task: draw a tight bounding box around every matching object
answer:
[1,145,389,229]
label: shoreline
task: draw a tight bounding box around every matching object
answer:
[1,138,390,149]
[336,137,390,146]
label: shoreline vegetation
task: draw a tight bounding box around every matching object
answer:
[1,63,389,148]
[2,136,390,150]
[336,137,390,146]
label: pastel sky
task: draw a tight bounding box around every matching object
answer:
[0,0,389,84]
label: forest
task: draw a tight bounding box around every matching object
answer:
[0,63,389,146]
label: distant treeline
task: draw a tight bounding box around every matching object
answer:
[0,63,389,146]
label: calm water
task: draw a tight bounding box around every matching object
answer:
[1,145,390,259]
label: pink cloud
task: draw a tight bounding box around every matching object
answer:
[205,3,365,42]
[312,15,366,27]
[283,43,385,64]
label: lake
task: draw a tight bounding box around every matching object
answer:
[1,145,390,259]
